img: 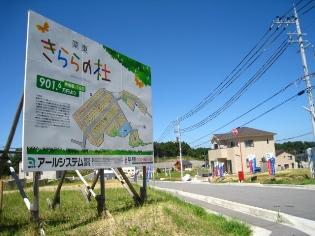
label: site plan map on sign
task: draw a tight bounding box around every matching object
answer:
[22,11,153,171]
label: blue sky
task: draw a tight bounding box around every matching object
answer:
[0,0,315,149]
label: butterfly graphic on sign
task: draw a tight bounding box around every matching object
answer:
[36,21,49,33]
[135,77,144,88]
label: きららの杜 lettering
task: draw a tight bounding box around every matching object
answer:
[40,38,111,81]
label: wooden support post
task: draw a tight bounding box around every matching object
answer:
[30,172,40,226]
[112,168,134,197]
[51,171,66,209]
[87,170,100,201]
[0,95,23,179]
[7,161,31,210]
[96,169,105,217]
[75,170,96,198]
[117,168,141,205]
[140,166,147,202]
[0,180,3,219]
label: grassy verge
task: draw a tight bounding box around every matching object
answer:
[155,170,197,181]
[211,168,315,185]
[0,187,250,235]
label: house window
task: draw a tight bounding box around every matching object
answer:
[267,139,269,144]
[288,156,292,160]
[230,141,236,148]
[214,144,218,149]
[245,140,254,147]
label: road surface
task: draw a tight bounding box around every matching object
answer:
[153,181,315,220]
[152,181,315,235]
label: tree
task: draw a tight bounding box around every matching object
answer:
[275,141,315,154]
[154,141,209,161]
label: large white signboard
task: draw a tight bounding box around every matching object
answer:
[22,11,153,171]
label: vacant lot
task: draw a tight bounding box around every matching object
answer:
[0,186,251,235]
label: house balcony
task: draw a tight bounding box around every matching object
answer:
[208,147,239,161]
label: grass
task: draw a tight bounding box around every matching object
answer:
[211,168,315,185]
[0,186,251,235]
[155,170,197,181]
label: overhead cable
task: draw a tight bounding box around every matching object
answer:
[189,76,303,145]
[276,131,313,142]
[193,88,307,148]
[182,40,289,132]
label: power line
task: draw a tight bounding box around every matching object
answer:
[157,0,310,142]
[189,76,303,145]
[194,139,211,148]
[239,89,305,127]
[300,4,315,15]
[182,39,289,133]
[193,88,307,148]
[178,27,283,123]
[281,0,304,17]
[179,0,308,123]
[157,120,176,142]
[297,0,315,13]
[157,28,279,141]
[276,132,313,142]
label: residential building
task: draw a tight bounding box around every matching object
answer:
[190,160,206,168]
[295,152,309,168]
[154,161,174,172]
[208,127,276,174]
[275,150,297,170]
[174,160,192,171]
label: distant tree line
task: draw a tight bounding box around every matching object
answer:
[275,141,315,154]
[154,141,208,161]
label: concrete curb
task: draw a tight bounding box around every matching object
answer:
[154,186,315,236]
[154,180,315,190]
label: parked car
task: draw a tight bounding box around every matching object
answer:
[255,167,261,172]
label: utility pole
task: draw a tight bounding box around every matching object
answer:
[293,6,315,137]
[273,5,315,137]
[176,118,183,180]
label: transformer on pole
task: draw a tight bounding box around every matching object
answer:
[273,5,315,178]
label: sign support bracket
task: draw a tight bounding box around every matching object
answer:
[116,168,142,205]
[49,170,67,209]
[86,170,100,201]
[0,94,32,211]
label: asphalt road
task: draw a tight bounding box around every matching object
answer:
[152,181,315,221]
